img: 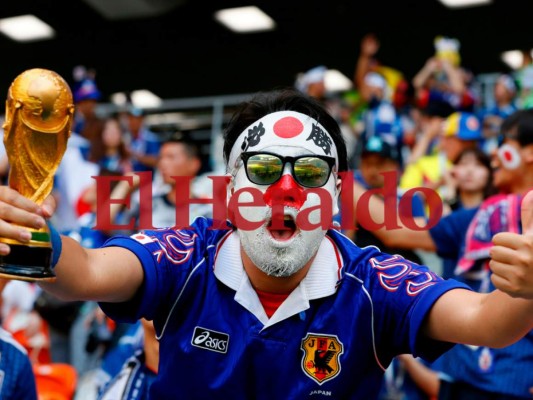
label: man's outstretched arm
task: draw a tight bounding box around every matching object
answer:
[425,190,533,348]
[40,237,144,303]
[424,288,533,348]
[0,186,144,303]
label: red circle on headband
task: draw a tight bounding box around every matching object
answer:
[273,116,304,138]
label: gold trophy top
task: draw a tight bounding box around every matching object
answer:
[3,68,74,204]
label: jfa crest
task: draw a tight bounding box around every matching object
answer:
[301,333,343,385]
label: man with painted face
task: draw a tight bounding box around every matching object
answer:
[3,89,533,399]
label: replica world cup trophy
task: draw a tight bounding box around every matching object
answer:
[0,68,74,281]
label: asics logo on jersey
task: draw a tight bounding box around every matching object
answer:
[191,327,229,354]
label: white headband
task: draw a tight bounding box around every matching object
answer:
[227,111,338,172]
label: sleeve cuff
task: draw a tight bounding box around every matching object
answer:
[409,280,472,362]
[98,236,159,323]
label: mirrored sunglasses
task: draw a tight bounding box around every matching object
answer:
[240,152,335,188]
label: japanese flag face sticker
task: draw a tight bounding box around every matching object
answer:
[497,143,522,170]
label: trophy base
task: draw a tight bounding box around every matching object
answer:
[0,243,55,282]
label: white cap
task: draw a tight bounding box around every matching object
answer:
[295,65,327,93]
[364,72,387,90]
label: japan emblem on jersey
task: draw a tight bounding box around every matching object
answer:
[131,233,155,244]
[301,333,344,385]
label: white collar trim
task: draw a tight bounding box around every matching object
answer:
[213,231,342,328]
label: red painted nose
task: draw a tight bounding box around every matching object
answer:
[264,174,306,210]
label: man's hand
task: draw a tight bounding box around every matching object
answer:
[490,190,533,298]
[0,187,52,255]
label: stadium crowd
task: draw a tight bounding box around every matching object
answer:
[1,33,533,399]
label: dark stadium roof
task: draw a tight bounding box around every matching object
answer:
[0,0,530,101]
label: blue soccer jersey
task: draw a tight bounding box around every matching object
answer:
[100,217,469,399]
[98,321,144,387]
[428,207,479,280]
[129,128,162,173]
[0,328,37,399]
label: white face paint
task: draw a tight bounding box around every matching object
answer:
[231,144,339,277]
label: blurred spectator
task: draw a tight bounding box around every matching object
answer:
[340,90,368,164]
[52,153,99,233]
[94,322,143,389]
[122,107,162,174]
[356,57,418,167]
[358,71,404,167]
[1,280,50,364]
[379,354,439,400]
[112,132,211,231]
[354,33,405,97]
[89,115,133,175]
[71,66,105,161]
[440,147,496,214]
[478,74,518,154]
[295,65,327,101]
[400,111,483,201]
[413,37,475,115]
[337,98,359,167]
[354,33,381,91]
[1,280,38,322]
[0,279,38,399]
[405,103,449,166]
[393,79,419,158]
[1,280,78,400]
[347,135,425,264]
[71,303,128,399]
[353,109,533,399]
[97,319,158,400]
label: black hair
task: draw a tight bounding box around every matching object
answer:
[420,99,455,118]
[222,88,348,171]
[163,131,200,159]
[501,109,533,147]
